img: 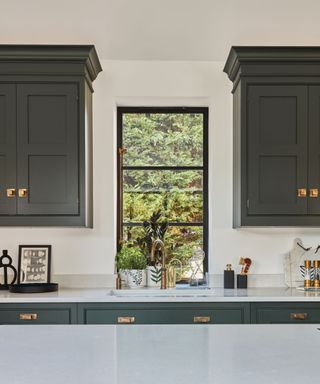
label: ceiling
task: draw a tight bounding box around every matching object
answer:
[1,0,320,61]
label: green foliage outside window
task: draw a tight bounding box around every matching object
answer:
[120,111,206,277]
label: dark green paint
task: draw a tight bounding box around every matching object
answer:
[251,302,320,324]
[0,45,101,227]
[2,301,320,325]
[77,303,251,324]
[224,46,320,227]
[0,303,77,324]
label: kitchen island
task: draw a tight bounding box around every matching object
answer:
[1,324,317,384]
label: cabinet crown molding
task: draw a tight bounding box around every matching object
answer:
[224,46,320,83]
[0,45,102,83]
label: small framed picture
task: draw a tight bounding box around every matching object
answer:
[18,245,51,284]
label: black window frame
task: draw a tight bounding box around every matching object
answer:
[117,106,209,273]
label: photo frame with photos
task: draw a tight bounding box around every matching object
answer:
[18,245,51,284]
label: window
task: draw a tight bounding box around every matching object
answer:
[117,107,208,279]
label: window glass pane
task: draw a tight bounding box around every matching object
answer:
[123,225,203,279]
[123,113,203,166]
[123,170,203,223]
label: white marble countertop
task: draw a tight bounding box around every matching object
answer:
[1,287,320,302]
[1,323,319,384]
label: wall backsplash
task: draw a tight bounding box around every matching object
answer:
[1,60,320,278]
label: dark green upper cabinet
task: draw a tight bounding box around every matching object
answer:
[0,45,102,226]
[224,47,320,227]
[0,84,16,216]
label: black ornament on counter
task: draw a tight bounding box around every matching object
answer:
[237,274,248,289]
[0,250,17,290]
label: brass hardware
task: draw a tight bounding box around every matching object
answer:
[167,258,183,288]
[290,313,308,320]
[19,313,38,321]
[117,316,135,324]
[309,188,319,198]
[6,188,16,198]
[18,188,28,197]
[193,316,211,323]
[297,188,307,197]
[151,239,167,289]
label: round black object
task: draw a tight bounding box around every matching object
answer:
[9,283,59,293]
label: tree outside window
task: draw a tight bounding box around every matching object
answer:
[117,107,208,279]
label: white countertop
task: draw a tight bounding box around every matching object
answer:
[1,323,319,384]
[1,287,320,302]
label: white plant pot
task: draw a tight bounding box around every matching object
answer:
[127,269,146,289]
[119,269,129,288]
[147,265,162,288]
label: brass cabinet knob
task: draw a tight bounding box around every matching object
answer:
[193,316,211,323]
[117,316,135,324]
[18,188,28,197]
[297,188,307,198]
[290,312,308,320]
[19,313,38,321]
[6,188,16,198]
[309,188,319,198]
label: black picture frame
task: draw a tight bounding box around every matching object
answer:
[18,245,52,284]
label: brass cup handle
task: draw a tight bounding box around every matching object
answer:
[193,316,211,324]
[290,312,308,320]
[117,316,135,324]
[297,188,307,198]
[18,188,28,197]
[6,188,16,198]
[19,313,38,321]
[309,188,319,198]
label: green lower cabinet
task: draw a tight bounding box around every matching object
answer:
[78,303,250,325]
[0,303,77,324]
[2,302,320,325]
[251,302,320,324]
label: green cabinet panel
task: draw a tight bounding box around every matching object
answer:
[251,302,320,324]
[247,85,308,216]
[224,47,320,227]
[0,45,102,227]
[0,303,77,324]
[0,84,16,215]
[17,84,79,216]
[78,303,250,324]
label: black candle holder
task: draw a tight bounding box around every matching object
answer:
[237,274,248,289]
[0,250,17,290]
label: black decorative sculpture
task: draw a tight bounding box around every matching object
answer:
[0,250,17,290]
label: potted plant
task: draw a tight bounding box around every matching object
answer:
[137,210,168,288]
[116,245,147,289]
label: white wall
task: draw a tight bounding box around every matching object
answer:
[2,59,320,277]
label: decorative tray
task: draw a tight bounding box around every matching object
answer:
[9,283,59,293]
[296,286,320,291]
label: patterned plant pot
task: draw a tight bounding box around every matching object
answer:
[127,269,147,289]
[119,269,129,288]
[147,265,162,288]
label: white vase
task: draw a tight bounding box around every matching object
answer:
[147,265,162,288]
[119,269,129,288]
[127,269,146,289]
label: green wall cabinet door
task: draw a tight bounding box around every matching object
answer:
[247,85,308,216]
[17,84,79,216]
[0,45,102,226]
[224,47,320,227]
[0,84,16,215]
[78,303,251,324]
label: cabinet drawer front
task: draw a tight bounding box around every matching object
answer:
[254,306,320,324]
[82,307,246,325]
[0,305,76,324]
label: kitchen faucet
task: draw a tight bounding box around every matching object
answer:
[150,239,167,289]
